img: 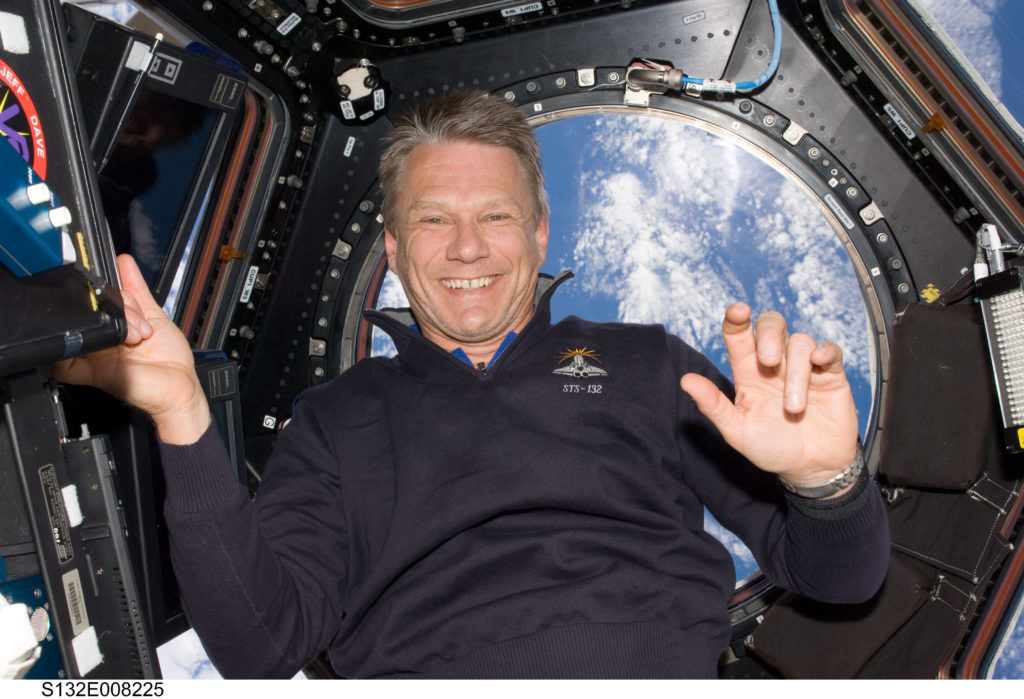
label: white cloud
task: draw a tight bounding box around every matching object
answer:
[703,512,757,575]
[371,271,407,358]
[914,0,1006,98]
[566,114,872,381]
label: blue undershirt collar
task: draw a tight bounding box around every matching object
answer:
[451,332,518,370]
[410,325,518,370]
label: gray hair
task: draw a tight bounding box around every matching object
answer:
[378,90,549,231]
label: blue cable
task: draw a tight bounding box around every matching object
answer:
[678,0,782,93]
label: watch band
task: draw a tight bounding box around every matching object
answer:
[778,444,865,499]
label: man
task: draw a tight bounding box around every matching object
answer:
[57,91,888,678]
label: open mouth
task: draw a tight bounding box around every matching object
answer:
[442,276,496,290]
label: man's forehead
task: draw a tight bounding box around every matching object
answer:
[407,191,527,209]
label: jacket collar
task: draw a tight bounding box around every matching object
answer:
[363,270,574,376]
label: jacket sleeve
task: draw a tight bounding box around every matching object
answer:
[668,334,890,604]
[158,396,348,678]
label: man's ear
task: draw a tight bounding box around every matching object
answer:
[534,216,550,262]
[384,227,398,268]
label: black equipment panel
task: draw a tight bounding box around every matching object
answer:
[0,0,125,376]
[0,0,152,680]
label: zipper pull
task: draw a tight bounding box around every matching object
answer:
[476,362,487,374]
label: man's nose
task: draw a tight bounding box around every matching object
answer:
[448,219,489,262]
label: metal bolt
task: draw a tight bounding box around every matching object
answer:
[555,77,566,87]
[314,367,325,377]
[350,222,361,234]
[317,317,328,328]
[898,283,910,294]
[359,200,373,212]
[330,269,341,279]
[846,187,858,198]
[202,1,213,10]
[876,232,889,244]
[312,42,322,52]
[808,147,820,158]
[863,208,875,221]
[503,90,515,101]
[889,258,904,270]
[763,114,776,127]
[608,72,620,82]
[238,28,249,39]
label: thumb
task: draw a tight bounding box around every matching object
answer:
[680,373,739,440]
[116,254,163,318]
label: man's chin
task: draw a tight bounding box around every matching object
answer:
[430,318,508,347]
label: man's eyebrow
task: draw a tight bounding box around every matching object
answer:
[407,196,527,214]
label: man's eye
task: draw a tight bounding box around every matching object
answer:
[486,214,509,222]
[421,217,444,224]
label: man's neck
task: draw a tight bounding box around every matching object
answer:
[422,329,513,369]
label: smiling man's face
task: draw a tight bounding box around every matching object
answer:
[384,141,549,358]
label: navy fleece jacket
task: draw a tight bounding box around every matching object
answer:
[159,273,889,678]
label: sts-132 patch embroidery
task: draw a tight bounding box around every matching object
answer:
[552,347,608,379]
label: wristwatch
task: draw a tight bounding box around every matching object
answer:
[778,444,864,499]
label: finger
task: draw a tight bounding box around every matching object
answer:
[121,290,154,344]
[53,356,89,386]
[116,254,163,318]
[680,373,741,444]
[754,311,788,367]
[782,332,818,414]
[810,341,846,375]
[720,303,758,374]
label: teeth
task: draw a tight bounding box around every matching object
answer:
[443,276,494,290]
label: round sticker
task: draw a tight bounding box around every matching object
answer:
[0,57,47,179]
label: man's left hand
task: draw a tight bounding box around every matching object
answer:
[679,303,859,487]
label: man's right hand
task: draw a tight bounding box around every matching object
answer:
[55,254,211,445]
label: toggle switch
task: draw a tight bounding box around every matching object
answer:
[48,206,72,229]
[25,182,51,206]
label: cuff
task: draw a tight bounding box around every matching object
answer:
[784,466,874,521]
